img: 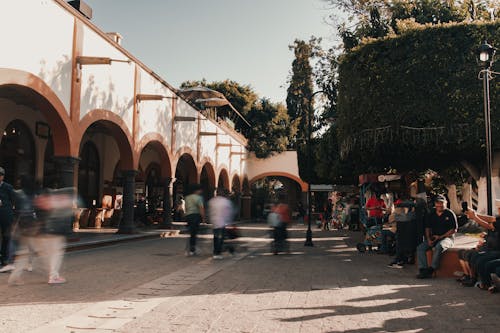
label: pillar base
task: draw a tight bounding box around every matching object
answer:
[116,225,137,234]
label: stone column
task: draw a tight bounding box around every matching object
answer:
[53,156,80,189]
[118,170,137,234]
[241,195,251,220]
[159,177,173,228]
[52,156,80,234]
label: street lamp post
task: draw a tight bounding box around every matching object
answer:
[477,41,497,216]
[304,90,325,247]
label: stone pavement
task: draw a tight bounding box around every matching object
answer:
[119,227,499,333]
[1,223,499,332]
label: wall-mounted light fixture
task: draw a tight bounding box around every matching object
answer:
[174,116,197,122]
[136,94,177,102]
[76,56,131,82]
[199,131,218,136]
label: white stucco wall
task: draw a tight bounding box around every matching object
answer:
[174,99,198,155]
[246,151,302,183]
[137,68,174,144]
[217,133,231,171]
[0,0,74,113]
[1,0,251,185]
[199,119,218,164]
[79,25,134,131]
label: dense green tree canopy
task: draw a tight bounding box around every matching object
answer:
[180,79,290,158]
[326,0,499,51]
[336,21,500,174]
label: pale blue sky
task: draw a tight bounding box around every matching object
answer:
[84,0,337,103]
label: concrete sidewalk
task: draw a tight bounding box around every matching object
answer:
[66,220,259,251]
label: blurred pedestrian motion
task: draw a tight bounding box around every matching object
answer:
[184,184,204,256]
[208,188,235,259]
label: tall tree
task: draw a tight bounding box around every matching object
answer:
[287,37,325,182]
[180,79,289,158]
[286,38,321,148]
[246,99,291,158]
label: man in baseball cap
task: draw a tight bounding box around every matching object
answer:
[416,194,458,278]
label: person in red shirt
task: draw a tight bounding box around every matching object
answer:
[366,192,386,225]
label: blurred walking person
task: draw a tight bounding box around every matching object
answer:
[36,187,74,284]
[208,188,234,259]
[269,196,291,255]
[0,167,15,271]
[7,175,39,284]
[184,184,204,256]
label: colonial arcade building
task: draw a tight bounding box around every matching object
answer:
[0,0,308,230]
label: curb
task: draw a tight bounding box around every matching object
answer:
[65,232,162,252]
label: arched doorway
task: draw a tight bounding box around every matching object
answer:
[0,120,36,186]
[232,175,241,194]
[137,140,173,225]
[250,175,303,219]
[218,169,229,191]
[200,163,216,202]
[78,141,100,208]
[173,153,197,220]
[78,118,134,232]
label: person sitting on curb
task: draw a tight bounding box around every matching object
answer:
[416,195,457,279]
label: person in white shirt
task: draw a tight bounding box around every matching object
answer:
[208,189,234,259]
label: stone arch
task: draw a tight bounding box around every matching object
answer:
[174,153,198,199]
[137,133,173,180]
[250,171,308,192]
[218,168,230,190]
[0,119,36,184]
[231,174,241,194]
[200,161,216,201]
[0,68,73,156]
[79,110,134,170]
[174,146,196,165]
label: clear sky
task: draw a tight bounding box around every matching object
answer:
[84,0,337,103]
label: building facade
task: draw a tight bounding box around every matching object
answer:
[0,0,309,229]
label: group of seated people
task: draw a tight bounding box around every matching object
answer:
[457,206,500,293]
[367,192,500,293]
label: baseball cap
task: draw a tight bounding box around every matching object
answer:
[434,194,447,203]
[0,167,5,175]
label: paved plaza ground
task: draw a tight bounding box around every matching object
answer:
[0,224,498,333]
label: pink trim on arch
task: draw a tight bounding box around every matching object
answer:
[78,109,135,170]
[0,68,74,156]
[136,133,173,178]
